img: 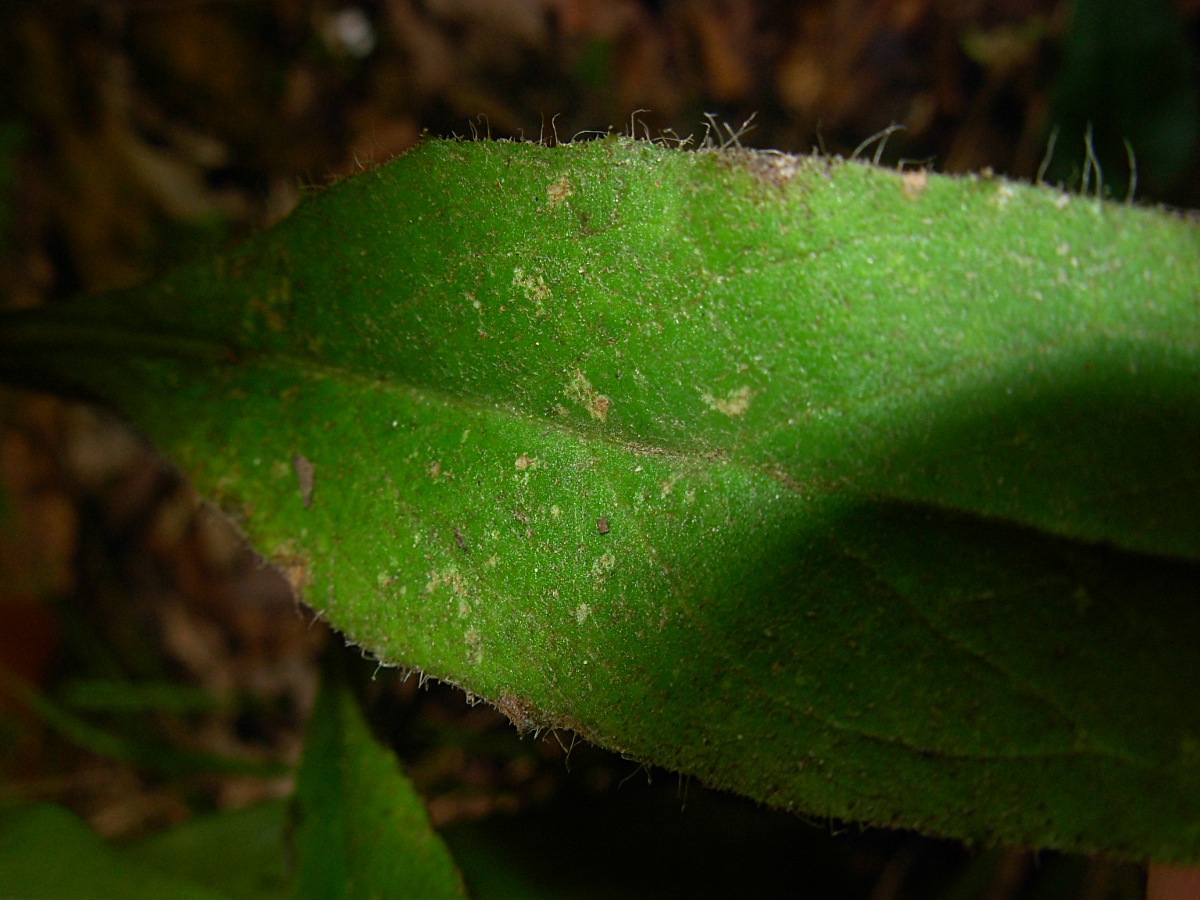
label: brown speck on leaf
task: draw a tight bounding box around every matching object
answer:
[597,516,610,535]
[274,553,310,594]
[292,454,314,508]
[453,526,467,551]
[902,169,928,200]
[493,694,539,733]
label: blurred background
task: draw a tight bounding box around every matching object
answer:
[0,1,1197,897]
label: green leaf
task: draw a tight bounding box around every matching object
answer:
[0,803,225,899]
[121,801,291,900]
[293,654,467,899]
[1,138,1198,861]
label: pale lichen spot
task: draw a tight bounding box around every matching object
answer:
[701,385,754,416]
[512,266,551,315]
[566,369,611,421]
[424,566,471,617]
[575,603,591,624]
[741,150,799,188]
[591,551,616,586]
[901,169,928,200]
[465,629,482,665]
[547,173,573,208]
[515,453,539,471]
[550,505,562,519]
[991,182,1015,209]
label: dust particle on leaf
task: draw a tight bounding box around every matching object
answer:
[701,385,754,416]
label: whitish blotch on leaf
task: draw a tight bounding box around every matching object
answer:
[566,369,611,421]
[513,267,551,315]
[902,169,928,200]
[547,173,573,208]
[425,566,472,617]
[292,454,315,508]
[701,385,754,416]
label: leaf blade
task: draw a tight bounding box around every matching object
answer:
[293,655,467,899]
[2,138,1198,861]
[0,804,226,900]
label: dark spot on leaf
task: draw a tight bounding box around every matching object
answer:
[597,516,610,534]
[453,526,467,552]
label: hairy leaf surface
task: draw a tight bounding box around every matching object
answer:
[2,138,1198,860]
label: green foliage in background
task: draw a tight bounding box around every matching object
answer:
[0,658,464,899]
[293,655,467,899]
[0,137,1197,887]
